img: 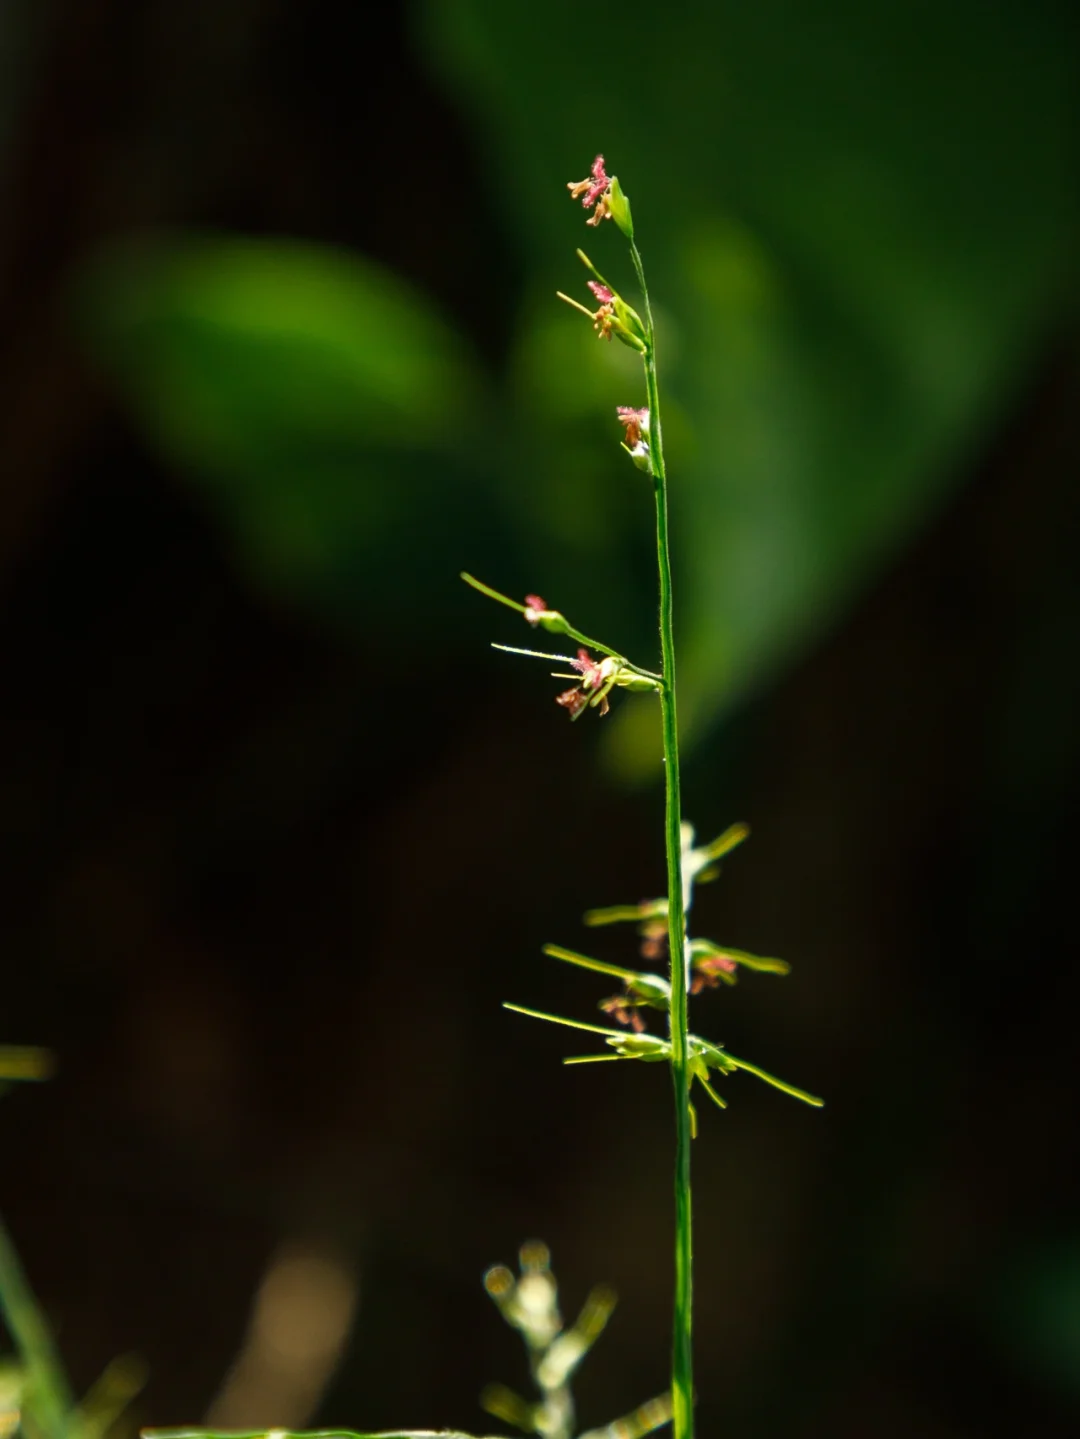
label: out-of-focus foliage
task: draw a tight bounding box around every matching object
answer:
[4,3,1079,1435]
[417,0,1076,764]
[997,1237,1080,1403]
[78,238,491,618]
[2,1068,144,1439]
[0,2,44,194]
[77,1,1075,774]
[0,1049,52,1086]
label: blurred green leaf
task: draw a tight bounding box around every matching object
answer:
[0,1048,52,1084]
[78,235,487,597]
[72,3,1077,757]
[419,0,1077,766]
[996,1237,1080,1404]
[0,1216,73,1439]
[82,234,480,454]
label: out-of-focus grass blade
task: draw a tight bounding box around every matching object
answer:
[0,1048,54,1082]
[579,1391,673,1438]
[144,1431,507,1439]
[77,1354,149,1439]
[0,1216,74,1439]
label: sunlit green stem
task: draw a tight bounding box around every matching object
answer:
[0,1212,74,1439]
[631,238,693,1439]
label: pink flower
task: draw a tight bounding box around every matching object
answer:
[555,686,590,719]
[616,406,649,449]
[690,953,739,994]
[600,994,647,1033]
[555,285,616,340]
[524,594,548,626]
[592,304,616,341]
[567,155,613,226]
[556,271,648,348]
[568,155,610,208]
[639,917,668,962]
[570,648,605,690]
[555,648,619,720]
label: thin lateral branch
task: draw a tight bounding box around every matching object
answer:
[492,643,581,663]
[583,901,666,927]
[696,1077,728,1111]
[491,643,658,687]
[555,290,594,318]
[563,1054,628,1065]
[690,941,791,976]
[463,572,659,679]
[503,1004,628,1039]
[460,572,528,614]
[724,1054,825,1107]
[542,944,641,982]
[700,823,750,862]
[579,1390,674,1439]
[574,249,616,292]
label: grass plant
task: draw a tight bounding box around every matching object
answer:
[461,155,822,1439]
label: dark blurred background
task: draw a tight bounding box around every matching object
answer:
[2,1,1078,1436]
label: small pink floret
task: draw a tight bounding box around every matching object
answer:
[570,648,604,690]
[567,155,613,221]
[616,406,649,448]
[580,155,611,208]
[555,687,589,718]
[524,595,551,627]
[587,281,614,305]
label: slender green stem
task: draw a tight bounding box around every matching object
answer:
[631,238,694,1439]
[0,1211,74,1439]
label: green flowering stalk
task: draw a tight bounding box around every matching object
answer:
[465,154,823,1439]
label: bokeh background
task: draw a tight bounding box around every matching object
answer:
[2,1,1078,1436]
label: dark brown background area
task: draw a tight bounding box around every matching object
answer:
[2,3,1079,1438]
